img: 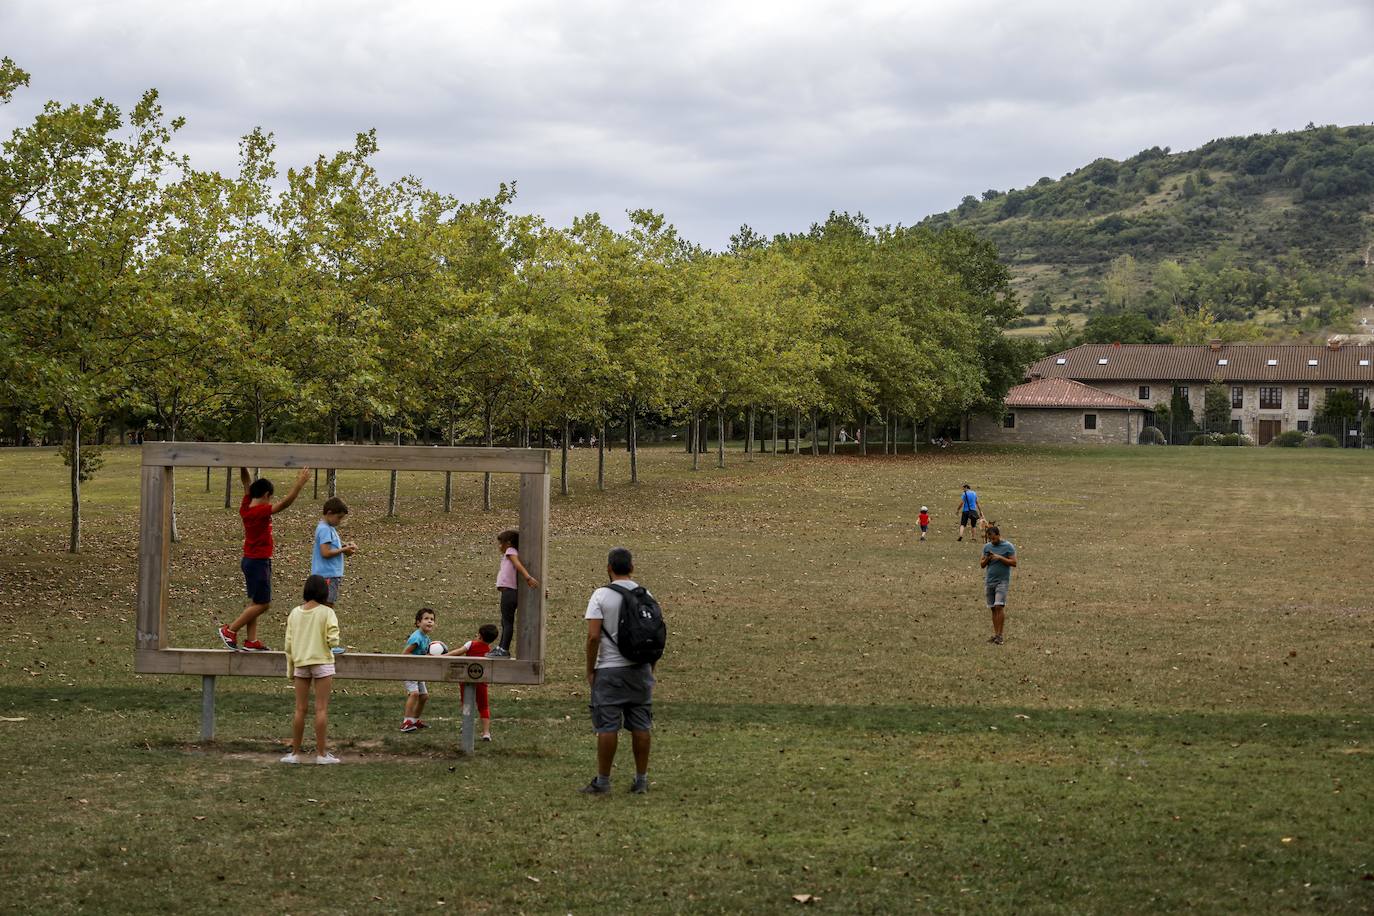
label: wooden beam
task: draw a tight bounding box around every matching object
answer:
[141,442,549,475]
[134,649,543,685]
[516,472,550,664]
[136,466,171,650]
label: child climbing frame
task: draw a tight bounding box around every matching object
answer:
[133,442,551,687]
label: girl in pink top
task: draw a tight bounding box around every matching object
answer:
[487,528,539,658]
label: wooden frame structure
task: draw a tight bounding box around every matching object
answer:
[134,443,551,731]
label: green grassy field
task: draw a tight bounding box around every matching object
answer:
[1,443,1371,914]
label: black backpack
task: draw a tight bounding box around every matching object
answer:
[604,584,667,665]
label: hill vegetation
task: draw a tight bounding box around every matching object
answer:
[923,125,1374,347]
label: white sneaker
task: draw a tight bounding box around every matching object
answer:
[280,753,301,765]
[316,753,341,765]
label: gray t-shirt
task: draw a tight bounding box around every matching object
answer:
[983,541,1016,585]
[585,579,647,669]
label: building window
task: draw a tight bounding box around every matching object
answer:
[1307,359,1319,367]
[1055,358,1067,365]
[1084,413,1097,430]
[1266,359,1278,366]
[1259,387,1282,409]
[1354,388,1366,406]
[1097,358,1109,365]
[1217,358,1228,366]
[1298,387,1310,410]
[1297,420,1310,432]
[1325,387,1337,401]
[1138,385,1150,400]
[1231,419,1242,433]
[1002,413,1015,429]
[1173,385,1189,404]
[1230,386,1243,409]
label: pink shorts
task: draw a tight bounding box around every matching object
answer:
[294,663,336,679]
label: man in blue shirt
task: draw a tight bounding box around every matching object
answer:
[957,483,982,541]
[979,526,1017,645]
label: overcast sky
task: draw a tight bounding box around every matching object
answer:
[3,0,1372,248]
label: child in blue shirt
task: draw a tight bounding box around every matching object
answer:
[400,608,436,732]
[311,497,357,607]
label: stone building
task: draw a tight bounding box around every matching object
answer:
[968,378,1148,444]
[1006,341,1374,444]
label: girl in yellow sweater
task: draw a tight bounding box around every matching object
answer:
[282,575,342,764]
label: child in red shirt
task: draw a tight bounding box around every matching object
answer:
[219,466,311,651]
[918,506,930,542]
[445,623,498,741]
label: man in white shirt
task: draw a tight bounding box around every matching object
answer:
[580,547,654,795]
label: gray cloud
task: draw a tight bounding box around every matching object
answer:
[3,0,1372,247]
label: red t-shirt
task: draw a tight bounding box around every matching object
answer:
[240,494,274,559]
[459,638,492,657]
[918,512,930,527]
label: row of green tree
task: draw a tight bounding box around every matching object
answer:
[0,60,1032,552]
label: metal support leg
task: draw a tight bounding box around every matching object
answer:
[200,675,216,741]
[460,684,476,756]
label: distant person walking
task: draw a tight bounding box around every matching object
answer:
[957,483,982,542]
[979,526,1017,645]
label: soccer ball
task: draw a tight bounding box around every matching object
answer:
[428,641,448,656]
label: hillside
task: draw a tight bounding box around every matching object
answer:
[922,124,1374,343]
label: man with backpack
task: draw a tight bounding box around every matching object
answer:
[580,546,665,795]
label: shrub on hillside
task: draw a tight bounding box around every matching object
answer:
[1304,433,1339,448]
[1269,430,1307,447]
[1138,426,1166,445]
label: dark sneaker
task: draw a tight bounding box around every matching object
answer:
[630,777,649,794]
[400,720,418,733]
[486,647,510,658]
[218,626,239,650]
[414,720,429,729]
[578,779,611,795]
[988,635,1004,645]
[242,640,270,652]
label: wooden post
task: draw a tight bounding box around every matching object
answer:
[137,465,171,651]
[200,675,216,741]
[459,684,476,756]
[516,471,549,665]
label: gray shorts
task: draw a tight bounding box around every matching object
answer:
[985,580,1009,609]
[590,665,654,734]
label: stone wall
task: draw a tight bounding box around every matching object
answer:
[969,408,1141,445]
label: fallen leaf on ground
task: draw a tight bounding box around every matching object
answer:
[525,875,540,883]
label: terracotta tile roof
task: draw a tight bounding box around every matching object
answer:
[1004,378,1145,410]
[1029,344,1374,383]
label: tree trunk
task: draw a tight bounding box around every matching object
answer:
[327,415,339,498]
[717,407,725,468]
[483,403,494,511]
[169,422,181,543]
[597,421,606,491]
[882,409,890,454]
[746,406,755,460]
[828,415,836,455]
[912,416,919,454]
[387,429,401,517]
[685,413,695,453]
[811,408,820,456]
[224,467,232,509]
[771,410,778,455]
[560,417,570,497]
[860,412,868,456]
[205,466,211,492]
[629,400,639,484]
[691,408,700,471]
[794,407,802,455]
[68,418,81,553]
[444,411,455,512]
